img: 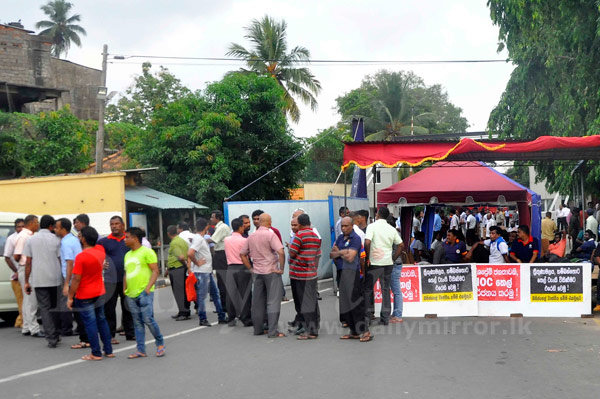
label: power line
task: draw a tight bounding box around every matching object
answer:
[109,54,510,65]
[224,127,340,201]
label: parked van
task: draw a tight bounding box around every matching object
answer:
[0,212,26,324]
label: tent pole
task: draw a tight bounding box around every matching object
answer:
[373,165,377,214]
[581,172,585,212]
[158,209,165,276]
[344,169,347,208]
[192,209,197,231]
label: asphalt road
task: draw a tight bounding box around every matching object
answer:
[1,280,600,399]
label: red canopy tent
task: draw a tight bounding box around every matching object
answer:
[375,161,539,246]
[377,161,532,206]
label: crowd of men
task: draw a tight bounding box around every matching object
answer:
[4,201,600,356]
[4,214,164,360]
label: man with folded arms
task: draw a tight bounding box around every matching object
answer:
[331,216,371,342]
[67,226,113,361]
[241,213,286,338]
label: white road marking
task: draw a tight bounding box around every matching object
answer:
[0,286,332,384]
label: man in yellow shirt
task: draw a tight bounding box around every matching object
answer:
[541,212,557,257]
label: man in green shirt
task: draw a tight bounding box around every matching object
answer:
[166,225,190,321]
[123,227,165,359]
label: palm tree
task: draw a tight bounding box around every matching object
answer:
[227,16,321,123]
[364,71,435,141]
[35,0,86,58]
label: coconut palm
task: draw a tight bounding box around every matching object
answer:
[35,0,86,58]
[364,71,435,141]
[227,16,321,123]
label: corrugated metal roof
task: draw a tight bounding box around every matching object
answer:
[125,186,207,210]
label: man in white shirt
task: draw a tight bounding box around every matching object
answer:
[177,221,195,246]
[472,226,509,263]
[585,210,598,240]
[557,203,570,232]
[449,209,459,230]
[3,218,25,328]
[465,209,477,245]
[13,215,42,337]
[188,218,227,326]
[485,211,497,239]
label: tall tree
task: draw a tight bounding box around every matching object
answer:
[35,0,86,58]
[106,62,190,126]
[487,0,600,195]
[336,70,469,141]
[226,15,321,123]
[126,73,305,210]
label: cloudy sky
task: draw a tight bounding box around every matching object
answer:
[7,0,514,138]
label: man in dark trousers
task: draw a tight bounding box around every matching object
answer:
[288,213,321,340]
[331,216,371,342]
[207,210,231,316]
[99,216,134,343]
[166,225,190,320]
[224,218,252,326]
[23,215,62,348]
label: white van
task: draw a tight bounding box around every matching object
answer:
[0,212,26,324]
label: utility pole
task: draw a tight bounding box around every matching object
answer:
[95,44,108,174]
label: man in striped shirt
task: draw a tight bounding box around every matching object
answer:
[288,214,321,340]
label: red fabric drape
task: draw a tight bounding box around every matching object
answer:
[342,136,600,169]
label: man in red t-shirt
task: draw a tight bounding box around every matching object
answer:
[68,227,113,361]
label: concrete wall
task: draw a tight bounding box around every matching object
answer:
[0,24,101,120]
[50,58,101,120]
[0,173,126,235]
[0,25,52,87]
[303,182,346,200]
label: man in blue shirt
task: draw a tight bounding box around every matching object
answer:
[442,229,468,263]
[330,217,371,342]
[98,216,134,343]
[55,218,82,337]
[509,225,540,263]
[573,230,596,260]
[433,209,442,233]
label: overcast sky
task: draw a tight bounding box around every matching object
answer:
[6,0,514,138]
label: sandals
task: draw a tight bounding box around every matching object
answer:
[297,334,318,340]
[156,345,166,357]
[360,332,373,342]
[128,352,147,359]
[81,354,102,361]
[340,334,360,340]
[104,353,115,358]
[267,332,286,338]
[71,342,90,349]
[111,338,120,345]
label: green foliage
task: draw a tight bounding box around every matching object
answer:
[487,0,600,194]
[0,108,94,177]
[504,164,530,188]
[35,0,86,58]
[106,62,190,126]
[336,70,469,140]
[227,15,321,122]
[127,73,305,210]
[302,125,350,182]
[104,122,143,150]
